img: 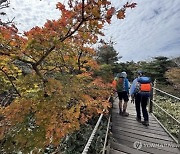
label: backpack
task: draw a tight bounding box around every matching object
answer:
[112,77,125,92]
[135,77,152,96]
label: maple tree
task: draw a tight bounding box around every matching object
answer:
[0,0,136,152]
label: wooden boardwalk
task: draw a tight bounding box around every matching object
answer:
[109,97,180,154]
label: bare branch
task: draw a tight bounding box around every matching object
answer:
[0,0,9,10]
[0,1,14,26]
[0,67,21,97]
[0,0,8,5]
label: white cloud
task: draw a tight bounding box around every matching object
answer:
[1,0,60,33]
[1,0,180,62]
[103,0,180,62]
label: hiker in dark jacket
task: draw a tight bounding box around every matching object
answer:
[130,70,152,126]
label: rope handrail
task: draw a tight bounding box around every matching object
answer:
[153,101,180,125]
[152,84,180,143]
[82,112,104,154]
[102,115,111,154]
[151,113,179,144]
[153,87,180,101]
[82,96,112,154]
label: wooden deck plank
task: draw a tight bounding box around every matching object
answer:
[112,116,162,126]
[112,138,176,154]
[112,124,169,136]
[110,119,165,131]
[111,114,158,123]
[110,141,149,154]
[109,98,180,154]
[112,133,180,154]
[111,116,163,128]
[113,114,158,122]
[110,148,128,154]
[112,127,174,141]
[112,130,177,146]
[112,121,166,132]
[112,109,158,121]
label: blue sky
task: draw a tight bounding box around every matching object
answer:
[1,0,180,62]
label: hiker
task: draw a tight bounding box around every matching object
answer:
[112,71,130,116]
[130,70,152,126]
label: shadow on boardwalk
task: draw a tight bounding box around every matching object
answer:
[109,97,180,154]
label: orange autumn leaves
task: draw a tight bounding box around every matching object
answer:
[0,74,112,145]
[0,0,136,151]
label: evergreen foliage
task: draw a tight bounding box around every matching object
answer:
[96,44,120,65]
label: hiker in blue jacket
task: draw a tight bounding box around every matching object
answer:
[112,71,130,116]
[130,70,152,126]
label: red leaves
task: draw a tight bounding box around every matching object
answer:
[117,9,126,19]
[106,7,115,17]
[125,2,137,8]
[106,2,136,22]
[106,7,115,23]
[116,2,137,19]
[101,0,111,6]
[56,2,65,10]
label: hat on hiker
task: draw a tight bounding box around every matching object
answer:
[137,70,144,76]
[116,72,127,78]
[116,73,122,78]
[121,71,127,78]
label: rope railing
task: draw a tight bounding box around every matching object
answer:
[151,111,179,144]
[153,101,180,125]
[152,86,180,143]
[82,112,104,154]
[102,115,111,154]
[153,87,180,101]
[82,96,112,154]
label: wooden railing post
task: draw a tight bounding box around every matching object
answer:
[178,128,180,150]
[153,79,156,96]
[109,96,114,108]
[149,95,153,113]
[178,128,180,144]
[149,79,156,113]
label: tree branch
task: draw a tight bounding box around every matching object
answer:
[34,0,86,67]
[78,50,83,71]
[32,64,47,83]
[34,45,55,67]
[0,0,8,5]
[16,57,35,65]
[0,17,15,26]
[0,67,21,97]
